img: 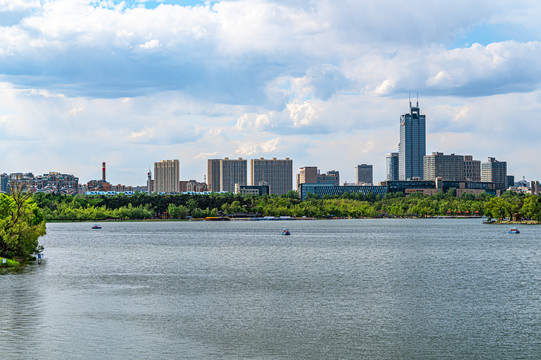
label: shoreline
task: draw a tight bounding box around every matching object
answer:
[484,220,541,225]
[44,215,490,223]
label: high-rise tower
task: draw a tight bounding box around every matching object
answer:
[399,97,426,180]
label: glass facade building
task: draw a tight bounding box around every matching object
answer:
[386,153,399,181]
[300,184,388,200]
[399,101,426,180]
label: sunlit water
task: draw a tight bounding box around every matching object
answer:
[2,219,541,359]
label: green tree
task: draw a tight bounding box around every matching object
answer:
[0,185,46,259]
[484,197,513,221]
[521,195,541,221]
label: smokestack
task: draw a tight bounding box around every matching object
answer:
[102,162,106,182]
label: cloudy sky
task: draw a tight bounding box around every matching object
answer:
[1,0,540,185]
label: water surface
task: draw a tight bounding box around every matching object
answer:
[2,219,541,359]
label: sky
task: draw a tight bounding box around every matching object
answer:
[1,0,541,186]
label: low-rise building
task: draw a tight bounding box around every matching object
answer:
[235,184,270,196]
[297,167,339,192]
[87,179,111,192]
[300,183,387,200]
[180,180,208,193]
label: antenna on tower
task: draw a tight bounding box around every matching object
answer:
[416,92,419,107]
[409,92,411,108]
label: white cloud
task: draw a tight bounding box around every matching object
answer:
[139,39,161,49]
[0,1,540,185]
[235,138,280,157]
[194,151,218,160]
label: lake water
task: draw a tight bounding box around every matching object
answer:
[2,219,541,359]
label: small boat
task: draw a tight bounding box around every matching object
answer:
[509,228,520,234]
[204,216,230,221]
[282,229,290,236]
[92,224,102,229]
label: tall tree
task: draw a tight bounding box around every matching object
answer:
[0,183,46,259]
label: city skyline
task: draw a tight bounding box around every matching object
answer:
[0,1,540,184]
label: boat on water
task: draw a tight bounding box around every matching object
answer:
[92,224,102,229]
[282,229,290,236]
[509,228,520,234]
[204,217,230,221]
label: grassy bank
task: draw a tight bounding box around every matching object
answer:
[0,257,21,267]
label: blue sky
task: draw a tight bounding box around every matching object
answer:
[1,0,541,185]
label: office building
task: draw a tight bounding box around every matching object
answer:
[386,153,399,181]
[355,164,373,185]
[297,167,339,192]
[297,166,318,192]
[423,152,464,181]
[300,183,387,200]
[319,170,340,185]
[251,157,293,195]
[464,155,481,182]
[481,157,507,191]
[399,99,426,180]
[381,179,497,197]
[154,159,180,193]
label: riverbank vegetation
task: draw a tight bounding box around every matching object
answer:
[0,186,46,263]
[0,257,21,267]
[30,189,541,223]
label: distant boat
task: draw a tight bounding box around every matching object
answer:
[282,229,290,236]
[204,217,230,221]
[509,228,520,234]
[92,224,102,229]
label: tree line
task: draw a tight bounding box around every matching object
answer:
[30,189,541,222]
